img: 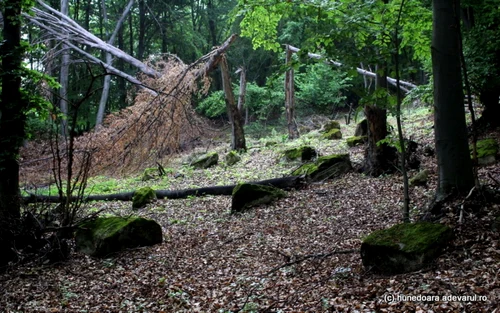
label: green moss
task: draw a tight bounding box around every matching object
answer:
[363,222,453,254]
[132,187,156,209]
[292,163,318,176]
[141,167,158,181]
[191,152,219,169]
[232,183,286,213]
[322,120,341,133]
[346,136,367,147]
[225,150,242,166]
[282,146,317,161]
[322,128,342,140]
[472,138,498,159]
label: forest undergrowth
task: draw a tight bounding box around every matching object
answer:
[2,108,500,312]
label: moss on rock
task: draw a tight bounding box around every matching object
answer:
[283,146,317,162]
[322,128,342,140]
[75,216,162,257]
[322,120,341,133]
[191,152,219,169]
[346,136,367,147]
[232,183,286,213]
[361,222,453,274]
[292,154,351,181]
[409,169,429,187]
[225,150,242,166]
[132,187,156,209]
[472,138,498,165]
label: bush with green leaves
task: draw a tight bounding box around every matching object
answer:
[295,62,352,116]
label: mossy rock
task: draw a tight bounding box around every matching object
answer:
[132,187,156,209]
[292,154,351,182]
[322,120,341,133]
[346,136,367,147]
[472,138,498,165]
[191,152,219,169]
[409,169,429,187]
[283,146,317,162]
[141,167,159,181]
[322,128,342,140]
[75,216,162,257]
[232,183,286,213]
[225,150,242,166]
[361,222,453,274]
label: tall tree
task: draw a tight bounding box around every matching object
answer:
[59,0,70,137]
[432,0,474,199]
[0,0,27,267]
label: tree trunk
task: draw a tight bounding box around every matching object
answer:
[432,0,474,199]
[220,55,246,151]
[237,66,247,121]
[0,0,25,267]
[59,0,70,138]
[363,105,396,176]
[285,46,299,140]
[138,0,146,60]
[96,0,135,128]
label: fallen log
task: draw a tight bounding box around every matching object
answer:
[23,176,306,204]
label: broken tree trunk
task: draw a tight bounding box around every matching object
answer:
[286,45,417,92]
[220,54,246,151]
[285,45,299,140]
[23,176,305,203]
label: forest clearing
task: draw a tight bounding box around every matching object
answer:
[1,0,500,312]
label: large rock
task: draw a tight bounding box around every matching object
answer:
[472,138,498,165]
[283,146,317,162]
[292,154,351,182]
[191,152,219,169]
[225,151,242,166]
[409,170,429,187]
[346,136,367,147]
[322,120,341,133]
[361,222,453,274]
[323,129,343,140]
[75,216,163,257]
[232,183,286,213]
[132,187,156,209]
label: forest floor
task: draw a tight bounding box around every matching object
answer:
[1,107,500,312]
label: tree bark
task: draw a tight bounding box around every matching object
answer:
[0,0,25,267]
[220,55,246,151]
[285,46,299,140]
[59,0,70,138]
[24,176,305,203]
[236,66,247,120]
[95,0,135,128]
[432,0,474,199]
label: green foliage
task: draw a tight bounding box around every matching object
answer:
[402,82,433,106]
[295,62,352,116]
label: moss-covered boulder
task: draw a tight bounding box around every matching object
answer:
[141,167,159,181]
[361,222,453,274]
[409,169,429,187]
[75,216,162,257]
[225,151,242,166]
[323,128,343,140]
[191,152,219,169]
[322,120,341,133]
[232,183,286,213]
[346,136,367,147]
[472,138,498,165]
[283,146,317,162]
[292,154,351,182]
[132,187,156,209]
[265,141,278,147]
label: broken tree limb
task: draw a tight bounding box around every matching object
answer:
[24,0,161,78]
[286,45,417,92]
[23,175,306,204]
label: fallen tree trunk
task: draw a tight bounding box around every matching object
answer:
[286,45,417,92]
[23,175,306,204]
